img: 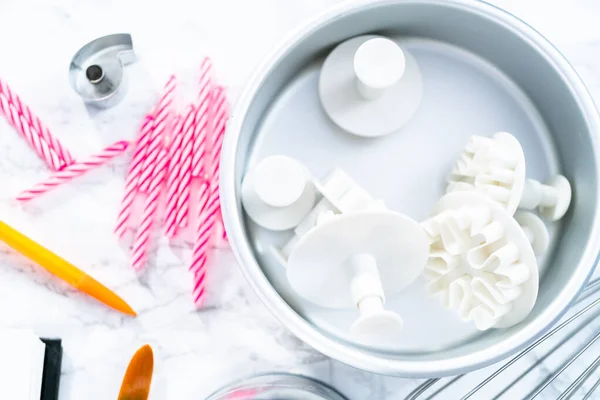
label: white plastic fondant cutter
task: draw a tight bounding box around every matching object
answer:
[448,132,572,220]
[422,192,540,331]
[273,168,385,263]
[514,211,550,256]
[241,155,316,231]
[287,210,429,337]
[319,35,422,137]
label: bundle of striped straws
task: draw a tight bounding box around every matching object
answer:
[115,58,229,306]
[0,62,228,306]
[0,78,131,200]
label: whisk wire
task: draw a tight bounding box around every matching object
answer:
[406,277,600,399]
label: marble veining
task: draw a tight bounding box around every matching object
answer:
[0,0,599,399]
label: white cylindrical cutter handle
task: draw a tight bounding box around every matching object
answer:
[520,178,562,211]
[353,38,406,100]
[347,253,404,337]
[348,253,385,306]
[253,155,309,208]
[520,179,544,210]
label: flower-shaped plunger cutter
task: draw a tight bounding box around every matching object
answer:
[287,210,429,337]
[447,132,572,220]
[422,192,542,330]
[319,35,423,137]
[241,155,316,231]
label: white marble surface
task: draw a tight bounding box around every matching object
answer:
[0,0,599,399]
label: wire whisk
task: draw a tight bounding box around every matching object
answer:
[405,277,600,400]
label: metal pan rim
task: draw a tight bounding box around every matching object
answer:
[220,0,600,377]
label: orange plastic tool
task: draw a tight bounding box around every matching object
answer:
[118,345,154,400]
[0,220,136,316]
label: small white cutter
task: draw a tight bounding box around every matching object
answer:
[319,35,423,137]
[272,168,385,263]
[287,210,429,337]
[422,192,540,330]
[447,132,572,220]
[241,155,316,231]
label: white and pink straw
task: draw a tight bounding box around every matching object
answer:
[138,75,177,193]
[110,58,229,301]
[131,138,171,271]
[191,85,229,305]
[114,116,155,238]
[130,76,178,270]
[16,140,130,202]
[164,60,214,238]
[0,78,74,171]
[166,104,197,236]
[115,75,177,239]
[191,58,214,179]
[163,105,195,238]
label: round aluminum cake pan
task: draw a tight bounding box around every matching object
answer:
[220,0,600,377]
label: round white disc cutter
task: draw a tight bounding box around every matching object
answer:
[287,210,429,337]
[319,35,423,138]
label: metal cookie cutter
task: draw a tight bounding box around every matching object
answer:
[69,33,136,108]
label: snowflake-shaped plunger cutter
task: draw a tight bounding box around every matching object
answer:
[448,132,526,214]
[422,192,539,331]
[447,132,572,221]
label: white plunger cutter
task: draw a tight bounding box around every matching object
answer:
[448,132,572,220]
[348,253,403,335]
[424,192,540,330]
[353,38,406,100]
[241,155,316,231]
[287,210,429,337]
[319,35,423,137]
[519,175,572,221]
[515,211,550,255]
[271,168,387,264]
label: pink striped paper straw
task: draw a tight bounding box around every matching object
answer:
[165,104,196,237]
[138,75,177,193]
[130,77,177,270]
[191,86,229,305]
[191,58,213,178]
[162,112,186,236]
[187,88,221,265]
[0,79,74,170]
[115,76,177,238]
[131,138,170,271]
[0,95,63,170]
[114,116,154,238]
[16,140,130,202]
[171,105,196,231]
[170,61,214,234]
[164,105,196,237]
